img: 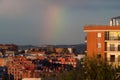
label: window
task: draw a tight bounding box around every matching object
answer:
[110,44,115,51]
[97,43,101,48]
[97,33,101,37]
[110,32,115,40]
[118,33,120,40]
[97,53,101,59]
[105,32,109,40]
[118,55,120,62]
[110,55,115,62]
[118,45,120,51]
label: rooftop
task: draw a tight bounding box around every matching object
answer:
[84,25,120,31]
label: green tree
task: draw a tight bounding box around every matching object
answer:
[85,58,116,80]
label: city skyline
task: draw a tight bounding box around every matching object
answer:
[0,0,120,45]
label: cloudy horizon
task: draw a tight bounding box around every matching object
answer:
[0,0,120,45]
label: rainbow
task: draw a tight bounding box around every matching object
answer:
[43,5,66,44]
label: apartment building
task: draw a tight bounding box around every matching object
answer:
[7,56,41,80]
[84,17,120,65]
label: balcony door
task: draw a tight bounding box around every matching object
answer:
[109,32,115,40]
[118,33,120,40]
[118,45,120,51]
[110,44,115,51]
[110,55,115,62]
[118,55,120,62]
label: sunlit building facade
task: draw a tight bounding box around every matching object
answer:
[84,24,120,65]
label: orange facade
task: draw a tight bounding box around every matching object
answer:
[84,25,120,59]
[86,31,105,59]
[7,56,41,80]
[0,58,6,66]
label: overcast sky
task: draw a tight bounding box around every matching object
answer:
[0,0,120,45]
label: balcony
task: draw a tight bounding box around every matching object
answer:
[105,36,120,41]
[105,47,120,52]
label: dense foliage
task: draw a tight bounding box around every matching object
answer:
[85,58,116,80]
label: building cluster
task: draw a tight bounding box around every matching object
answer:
[7,56,41,80]
[0,44,85,80]
[0,44,18,57]
[48,53,77,68]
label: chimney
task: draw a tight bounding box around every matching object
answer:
[116,20,119,26]
[113,19,116,26]
[110,19,113,26]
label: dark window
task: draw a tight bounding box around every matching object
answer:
[97,54,101,59]
[105,53,107,61]
[118,55,120,62]
[105,32,109,40]
[118,34,120,40]
[110,55,115,62]
[118,45,120,51]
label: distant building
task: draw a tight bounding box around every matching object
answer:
[22,78,41,80]
[68,48,73,53]
[6,44,80,80]
[7,56,41,80]
[0,58,6,66]
[55,48,64,54]
[49,53,77,68]
[0,44,18,57]
[75,54,85,60]
[0,44,18,51]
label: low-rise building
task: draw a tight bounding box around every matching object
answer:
[22,78,41,80]
[0,58,6,66]
[7,56,41,80]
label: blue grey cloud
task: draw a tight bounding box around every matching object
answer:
[0,0,119,45]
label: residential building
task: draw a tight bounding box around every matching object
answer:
[0,58,6,66]
[84,17,120,65]
[0,44,18,51]
[7,56,41,80]
[48,53,77,68]
[0,44,18,57]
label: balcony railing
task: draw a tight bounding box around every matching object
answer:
[105,47,120,51]
[107,58,120,62]
[105,36,120,40]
